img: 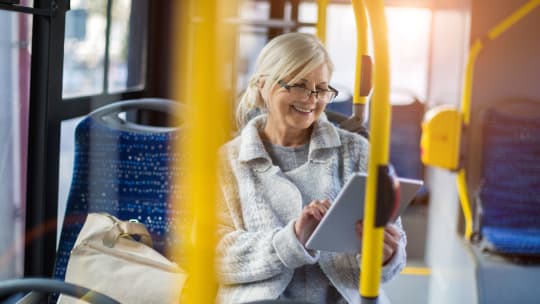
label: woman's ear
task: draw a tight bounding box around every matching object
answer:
[257,76,268,101]
[257,76,266,91]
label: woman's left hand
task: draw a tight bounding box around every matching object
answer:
[355,221,401,265]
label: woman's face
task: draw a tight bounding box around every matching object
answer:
[264,64,330,136]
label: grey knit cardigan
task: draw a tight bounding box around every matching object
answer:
[216,114,406,304]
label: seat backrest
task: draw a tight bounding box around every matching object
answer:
[389,99,425,180]
[327,95,425,180]
[53,98,186,282]
[478,99,540,256]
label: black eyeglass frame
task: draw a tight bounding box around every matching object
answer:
[277,80,339,103]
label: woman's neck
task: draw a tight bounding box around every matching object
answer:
[261,123,311,147]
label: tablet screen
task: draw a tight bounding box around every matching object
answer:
[305,172,423,253]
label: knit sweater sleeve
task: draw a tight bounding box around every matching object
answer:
[380,216,407,282]
[216,218,318,285]
[215,219,285,284]
[215,153,317,285]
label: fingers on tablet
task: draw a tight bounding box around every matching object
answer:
[308,207,323,221]
[321,199,331,209]
[385,224,401,240]
[306,200,330,220]
[355,221,363,237]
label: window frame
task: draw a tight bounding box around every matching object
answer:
[0,0,172,277]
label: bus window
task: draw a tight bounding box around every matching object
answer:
[386,7,431,104]
[0,8,32,280]
[297,3,431,105]
[236,1,271,94]
[298,1,317,34]
[108,0,147,93]
[63,0,148,98]
[63,0,107,97]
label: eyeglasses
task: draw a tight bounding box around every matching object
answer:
[278,80,339,104]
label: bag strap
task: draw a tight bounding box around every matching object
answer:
[102,218,153,248]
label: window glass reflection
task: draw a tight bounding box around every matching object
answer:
[108,0,147,93]
[236,1,270,93]
[0,8,32,280]
[63,0,107,98]
[387,7,431,103]
[300,4,431,104]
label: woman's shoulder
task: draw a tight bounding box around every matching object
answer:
[329,124,370,170]
[333,124,369,150]
[219,136,242,159]
[219,115,265,159]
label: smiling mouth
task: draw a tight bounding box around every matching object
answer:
[291,104,314,113]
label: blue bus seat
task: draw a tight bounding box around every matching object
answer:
[478,99,540,257]
[389,99,425,180]
[53,99,186,283]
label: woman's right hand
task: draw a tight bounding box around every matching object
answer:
[294,199,331,246]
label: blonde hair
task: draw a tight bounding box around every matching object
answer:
[236,32,334,128]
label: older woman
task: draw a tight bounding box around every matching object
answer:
[216,32,406,304]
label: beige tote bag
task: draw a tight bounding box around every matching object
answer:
[58,213,186,304]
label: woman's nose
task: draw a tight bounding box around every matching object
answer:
[307,91,318,103]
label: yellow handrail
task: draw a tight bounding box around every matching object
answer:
[361,0,391,300]
[351,0,369,106]
[171,0,234,302]
[456,169,474,239]
[457,0,539,240]
[460,39,483,126]
[461,0,540,125]
[316,0,329,44]
[487,0,540,40]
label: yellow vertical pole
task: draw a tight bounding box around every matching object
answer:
[351,0,369,106]
[361,0,391,301]
[171,0,234,303]
[316,0,329,44]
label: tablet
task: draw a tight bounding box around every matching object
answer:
[305,172,423,253]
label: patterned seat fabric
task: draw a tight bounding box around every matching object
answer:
[479,101,540,256]
[53,105,185,283]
